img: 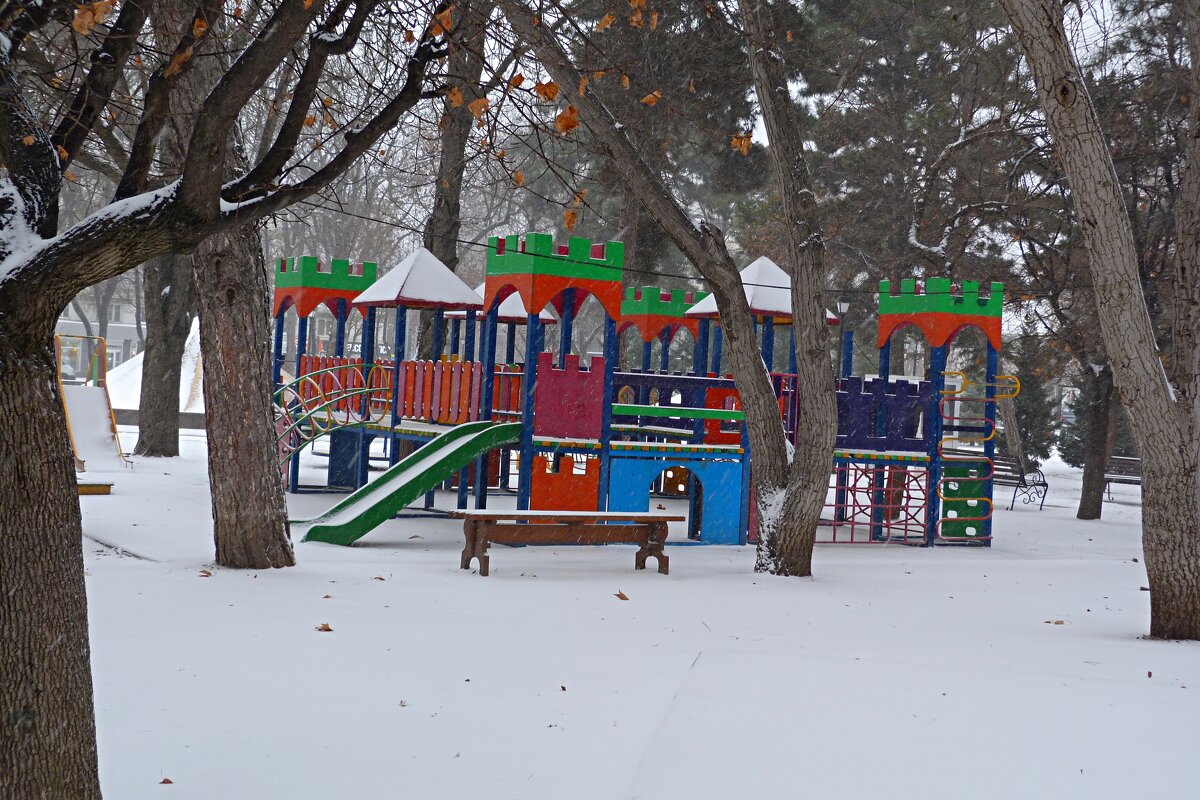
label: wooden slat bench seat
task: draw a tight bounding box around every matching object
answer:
[447,510,685,576]
[1105,456,1142,499]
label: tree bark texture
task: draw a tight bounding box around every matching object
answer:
[738,0,838,576]
[1077,367,1115,520]
[0,340,102,800]
[416,1,490,360]
[194,227,295,569]
[1001,0,1200,638]
[134,254,197,456]
[998,394,1028,473]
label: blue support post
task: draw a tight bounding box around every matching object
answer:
[474,304,500,509]
[464,310,477,361]
[711,325,723,375]
[432,309,445,361]
[559,288,575,368]
[334,300,347,358]
[505,321,517,364]
[659,330,671,373]
[788,325,797,375]
[449,317,461,359]
[272,311,285,387]
[983,342,998,545]
[598,316,618,511]
[869,336,892,539]
[926,344,948,546]
[694,318,710,376]
[356,307,377,489]
[389,307,407,466]
[639,339,652,404]
[738,423,752,545]
[288,315,309,493]
[841,326,854,378]
[516,313,541,511]
[761,316,775,372]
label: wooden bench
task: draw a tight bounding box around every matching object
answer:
[1105,455,1142,499]
[992,454,1049,511]
[447,510,684,577]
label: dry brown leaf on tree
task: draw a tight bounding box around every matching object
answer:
[468,97,490,119]
[432,7,454,36]
[447,86,464,107]
[192,17,208,37]
[554,105,580,135]
[534,81,559,102]
[71,1,115,36]
[513,169,526,186]
[564,208,579,232]
[510,73,525,88]
[640,90,662,106]
[597,13,616,31]
[164,47,193,78]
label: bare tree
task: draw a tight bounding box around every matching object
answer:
[0,3,451,794]
[998,0,1200,639]
[496,0,832,575]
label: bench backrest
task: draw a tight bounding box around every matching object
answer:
[1106,456,1142,476]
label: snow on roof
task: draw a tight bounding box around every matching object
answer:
[447,284,557,324]
[684,256,840,324]
[353,247,483,310]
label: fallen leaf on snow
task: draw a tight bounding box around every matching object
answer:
[159,778,173,784]
[372,576,386,581]
[198,570,212,578]
[315,623,334,632]
[614,591,629,601]
[322,594,333,599]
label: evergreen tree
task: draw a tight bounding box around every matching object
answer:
[1058,381,1139,468]
[1005,321,1059,465]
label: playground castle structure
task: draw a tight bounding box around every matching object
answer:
[272,233,1016,548]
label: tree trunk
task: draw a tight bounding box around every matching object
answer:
[0,338,102,799]
[497,0,794,574]
[134,254,197,457]
[740,0,838,576]
[998,394,1027,472]
[194,227,295,568]
[1077,367,1115,520]
[1001,0,1200,638]
[415,0,491,362]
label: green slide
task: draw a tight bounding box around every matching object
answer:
[295,421,522,546]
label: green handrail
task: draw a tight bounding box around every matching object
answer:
[611,403,744,421]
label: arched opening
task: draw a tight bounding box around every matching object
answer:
[647,464,703,540]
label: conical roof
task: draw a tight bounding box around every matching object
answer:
[353,247,483,310]
[685,256,839,323]
[447,284,557,324]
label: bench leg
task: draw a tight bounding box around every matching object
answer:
[1039,485,1047,511]
[473,535,491,577]
[460,520,476,571]
[639,523,669,575]
[1009,484,1018,512]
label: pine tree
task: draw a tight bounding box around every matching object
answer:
[1005,321,1059,465]
[1058,379,1138,468]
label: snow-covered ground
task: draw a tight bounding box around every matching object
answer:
[80,431,1197,799]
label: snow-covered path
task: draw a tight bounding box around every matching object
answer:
[80,431,1197,798]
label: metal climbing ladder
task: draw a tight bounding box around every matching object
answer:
[935,373,1019,543]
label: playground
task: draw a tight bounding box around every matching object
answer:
[60,236,1198,799]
